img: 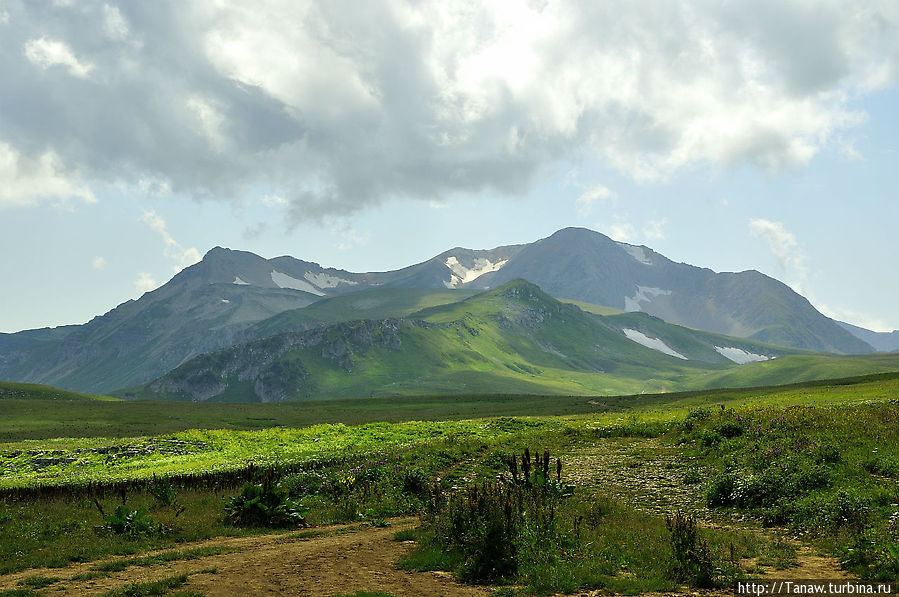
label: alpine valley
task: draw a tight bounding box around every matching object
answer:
[1,227,895,401]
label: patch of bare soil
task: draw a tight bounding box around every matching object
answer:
[0,520,489,596]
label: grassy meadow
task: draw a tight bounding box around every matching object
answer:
[1,372,899,594]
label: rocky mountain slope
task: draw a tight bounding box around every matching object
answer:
[837,321,899,352]
[0,228,876,394]
[125,280,803,402]
[465,228,871,354]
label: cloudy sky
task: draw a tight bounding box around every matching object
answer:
[1,0,897,333]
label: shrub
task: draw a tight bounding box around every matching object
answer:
[699,429,722,447]
[666,511,716,588]
[433,481,520,582]
[422,448,567,583]
[716,421,744,439]
[149,478,178,508]
[682,408,713,431]
[706,473,736,507]
[814,444,841,465]
[102,505,161,537]
[223,482,308,528]
[864,456,899,478]
[398,467,429,496]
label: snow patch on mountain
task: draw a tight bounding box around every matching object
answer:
[624,286,671,311]
[618,243,652,265]
[304,271,357,289]
[444,256,508,288]
[233,276,249,285]
[270,270,325,296]
[621,328,688,361]
[622,329,688,359]
[714,346,771,364]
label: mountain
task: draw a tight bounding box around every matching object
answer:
[465,228,872,355]
[0,228,877,394]
[0,249,323,393]
[125,280,808,402]
[837,321,899,353]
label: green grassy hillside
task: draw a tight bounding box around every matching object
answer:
[3,372,896,442]
[129,281,727,401]
[249,287,479,338]
[124,280,899,402]
[0,381,119,402]
[684,352,899,390]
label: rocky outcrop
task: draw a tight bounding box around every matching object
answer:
[145,318,429,402]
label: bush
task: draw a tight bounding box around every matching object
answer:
[223,481,308,528]
[666,511,716,588]
[433,482,521,582]
[102,505,161,537]
[864,456,899,478]
[706,473,736,507]
[399,468,429,496]
[814,444,841,465]
[716,421,744,439]
[682,408,712,431]
[699,429,723,447]
[422,448,567,583]
[149,478,178,507]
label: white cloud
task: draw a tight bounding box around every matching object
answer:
[134,272,158,294]
[814,302,893,333]
[575,185,615,217]
[749,218,808,289]
[327,220,369,251]
[838,137,863,161]
[23,37,94,78]
[0,9,9,25]
[643,218,668,242]
[92,256,106,270]
[186,95,227,151]
[139,210,201,273]
[0,141,96,208]
[4,3,899,218]
[261,194,288,207]
[103,4,129,40]
[607,222,636,243]
[137,176,172,196]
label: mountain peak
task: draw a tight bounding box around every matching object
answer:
[484,279,556,304]
[491,278,543,294]
[204,246,231,259]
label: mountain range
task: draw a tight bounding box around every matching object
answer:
[0,227,892,397]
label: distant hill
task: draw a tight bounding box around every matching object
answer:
[466,228,872,354]
[0,381,118,401]
[837,321,899,353]
[125,280,829,402]
[0,227,877,394]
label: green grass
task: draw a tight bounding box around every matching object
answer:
[662,401,899,579]
[0,381,118,402]
[3,371,899,442]
[91,546,240,572]
[251,287,480,338]
[3,371,899,588]
[0,418,559,490]
[100,573,189,597]
[16,575,60,589]
[557,298,624,316]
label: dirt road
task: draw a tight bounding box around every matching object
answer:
[0,520,489,596]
